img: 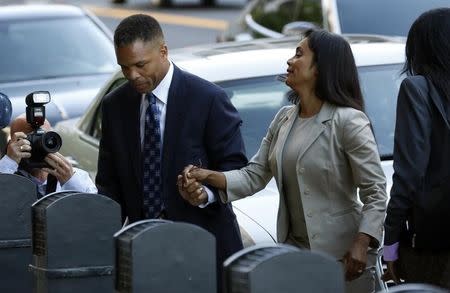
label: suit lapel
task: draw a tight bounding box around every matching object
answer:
[274,106,297,191]
[296,102,335,161]
[161,65,187,181]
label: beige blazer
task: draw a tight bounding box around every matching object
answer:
[222,102,387,259]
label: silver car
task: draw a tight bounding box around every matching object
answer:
[56,36,403,257]
[0,4,117,125]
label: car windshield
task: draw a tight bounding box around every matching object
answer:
[218,63,404,159]
[337,0,449,36]
[0,16,116,83]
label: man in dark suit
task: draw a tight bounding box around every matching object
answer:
[95,14,247,291]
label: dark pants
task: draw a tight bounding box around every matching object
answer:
[398,245,450,289]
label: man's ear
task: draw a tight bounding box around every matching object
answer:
[160,44,168,58]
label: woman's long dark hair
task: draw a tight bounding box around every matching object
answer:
[404,8,450,102]
[288,29,365,112]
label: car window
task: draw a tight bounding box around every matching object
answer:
[88,78,127,139]
[336,0,449,36]
[84,67,403,160]
[218,76,291,156]
[220,64,404,159]
[358,63,404,158]
[0,16,116,83]
[250,0,323,36]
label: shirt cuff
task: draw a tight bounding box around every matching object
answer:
[0,155,19,174]
[198,185,216,208]
[383,242,399,261]
[60,170,81,191]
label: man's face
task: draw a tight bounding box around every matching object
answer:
[116,39,169,94]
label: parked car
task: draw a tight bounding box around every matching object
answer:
[111,0,247,7]
[55,35,403,257]
[0,4,117,126]
[217,0,450,42]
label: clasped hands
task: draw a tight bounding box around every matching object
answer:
[177,165,209,206]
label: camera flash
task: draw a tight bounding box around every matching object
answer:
[33,93,50,104]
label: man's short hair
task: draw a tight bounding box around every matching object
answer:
[10,114,51,135]
[114,14,164,48]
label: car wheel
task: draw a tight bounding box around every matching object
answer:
[203,0,215,6]
[112,0,126,3]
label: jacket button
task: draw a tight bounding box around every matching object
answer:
[299,167,305,173]
[312,234,318,240]
[307,211,313,218]
[304,188,310,195]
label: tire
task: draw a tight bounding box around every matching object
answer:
[112,0,126,4]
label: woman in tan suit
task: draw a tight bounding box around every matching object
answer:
[178,29,388,293]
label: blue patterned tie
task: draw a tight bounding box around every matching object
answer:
[142,93,163,219]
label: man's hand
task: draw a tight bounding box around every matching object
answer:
[177,165,207,206]
[342,232,371,281]
[177,173,208,206]
[42,152,74,185]
[7,132,31,164]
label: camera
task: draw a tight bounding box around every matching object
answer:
[21,91,62,169]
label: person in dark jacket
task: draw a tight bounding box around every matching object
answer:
[383,8,450,289]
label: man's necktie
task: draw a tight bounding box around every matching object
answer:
[142,93,163,219]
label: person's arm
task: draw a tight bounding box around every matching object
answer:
[179,90,247,207]
[178,165,226,206]
[95,98,122,204]
[179,106,290,206]
[341,109,388,281]
[59,168,98,193]
[384,77,432,246]
[0,153,19,174]
[383,77,432,283]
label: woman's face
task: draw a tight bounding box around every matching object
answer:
[286,38,317,90]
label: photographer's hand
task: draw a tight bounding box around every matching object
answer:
[43,152,74,185]
[7,132,31,164]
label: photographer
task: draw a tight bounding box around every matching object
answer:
[0,114,97,197]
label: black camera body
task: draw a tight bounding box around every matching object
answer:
[21,91,62,169]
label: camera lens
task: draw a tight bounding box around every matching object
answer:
[42,131,62,153]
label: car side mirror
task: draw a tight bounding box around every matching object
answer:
[282,21,320,36]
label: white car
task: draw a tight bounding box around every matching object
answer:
[55,35,403,250]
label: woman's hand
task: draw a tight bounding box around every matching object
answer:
[382,261,401,284]
[177,164,227,206]
[342,232,371,281]
[177,165,208,206]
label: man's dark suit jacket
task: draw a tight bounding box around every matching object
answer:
[96,65,247,269]
[384,75,450,250]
